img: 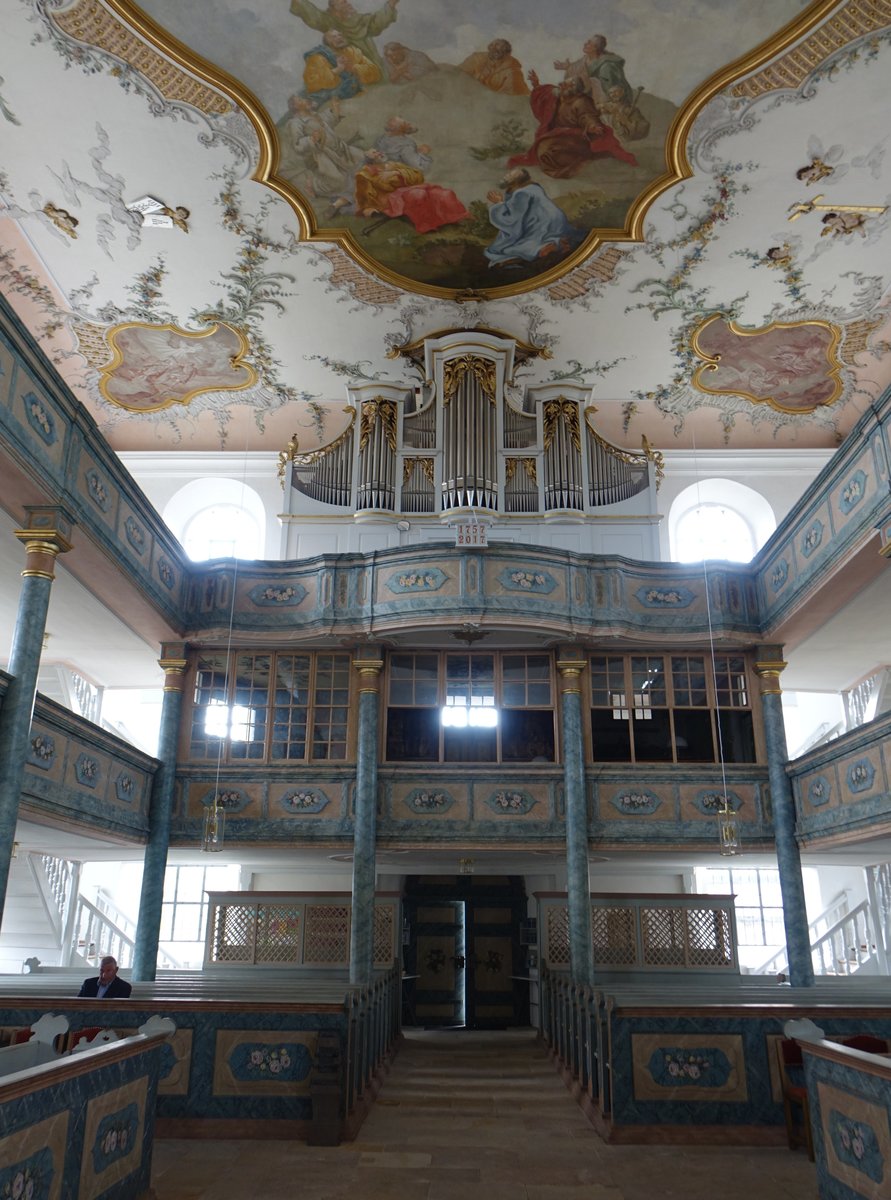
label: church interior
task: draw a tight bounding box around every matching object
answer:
[1,1,891,1196]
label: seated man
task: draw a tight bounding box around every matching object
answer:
[303,29,380,105]
[78,955,132,999]
[460,38,528,95]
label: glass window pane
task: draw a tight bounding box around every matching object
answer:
[173,906,202,941]
[631,656,666,706]
[501,710,555,762]
[759,871,783,907]
[673,710,714,762]
[633,708,672,761]
[591,710,631,761]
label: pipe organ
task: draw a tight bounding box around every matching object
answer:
[282,331,662,520]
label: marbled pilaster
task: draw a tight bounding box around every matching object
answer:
[133,645,187,981]
[350,653,383,986]
[0,508,73,930]
[756,647,814,987]
[558,652,593,984]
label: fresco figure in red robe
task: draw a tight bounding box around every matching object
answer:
[509,71,637,180]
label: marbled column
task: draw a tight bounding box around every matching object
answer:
[350,653,383,987]
[756,647,814,988]
[132,645,187,981]
[557,652,593,985]
[0,508,73,931]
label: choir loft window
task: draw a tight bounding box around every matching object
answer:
[589,653,755,764]
[187,651,350,763]
[385,652,555,763]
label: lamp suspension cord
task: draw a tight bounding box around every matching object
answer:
[690,429,730,808]
[208,432,254,834]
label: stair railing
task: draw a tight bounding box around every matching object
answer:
[809,900,878,976]
[754,889,851,976]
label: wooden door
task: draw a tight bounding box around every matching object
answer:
[404,899,465,1028]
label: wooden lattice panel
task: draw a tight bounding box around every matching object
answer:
[686,907,733,968]
[546,906,571,966]
[373,905,395,966]
[640,907,686,967]
[212,904,253,962]
[303,904,350,964]
[255,904,302,964]
[591,906,637,966]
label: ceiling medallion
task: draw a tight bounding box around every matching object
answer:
[103,0,838,298]
[690,315,844,415]
[98,320,257,413]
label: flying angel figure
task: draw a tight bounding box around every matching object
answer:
[794,137,847,186]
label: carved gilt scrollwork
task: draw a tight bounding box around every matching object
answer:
[359,399,398,452]
[542,399,581,452]
[442,355,497,405]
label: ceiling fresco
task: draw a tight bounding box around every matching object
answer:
[0,0,890,457]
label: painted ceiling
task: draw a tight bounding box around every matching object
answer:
[1,0,890,458]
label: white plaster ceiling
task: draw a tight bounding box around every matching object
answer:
[0,0,889,460]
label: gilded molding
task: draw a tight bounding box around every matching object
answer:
[291,410,356,466]
[730,0,891,99]
[391,327,550,366]
[55,0,231,115]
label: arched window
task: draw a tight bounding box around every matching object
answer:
[669,480,775,564]
[163,479,266,562]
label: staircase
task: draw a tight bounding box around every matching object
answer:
[0,853,68,974]
[756,891,885,978]
[0,852,179,975]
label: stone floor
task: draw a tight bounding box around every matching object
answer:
[151,1028,818,1199]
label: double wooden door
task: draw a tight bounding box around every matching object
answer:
[402,875,529,1029]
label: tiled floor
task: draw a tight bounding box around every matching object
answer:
[151,1029,818,1199]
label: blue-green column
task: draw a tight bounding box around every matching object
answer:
[756,647,814,988]
[350,652,383,986]
[132,645,188,981]
[0,508,73,932]
[558,652,593,984]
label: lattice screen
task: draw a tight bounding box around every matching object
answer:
[686,906,733,967]
[373,904,396,965]
[640,907,686,967]
[303,904,351,964]
[212,904,254,962]
[546,905,571,966]
[255,904,302,964]
[591,905,637,966]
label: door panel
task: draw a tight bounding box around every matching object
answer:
[410,901,464,1027]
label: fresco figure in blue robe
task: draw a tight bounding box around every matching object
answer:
[485,167,580,266]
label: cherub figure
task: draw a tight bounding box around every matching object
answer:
[820,211,867,238]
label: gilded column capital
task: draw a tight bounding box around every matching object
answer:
[14,505,75,580]
[556,657,587,695]
[158,658,189,693]
[754,657,788,696]
[353,656,384,694]
[15,531,73,580]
